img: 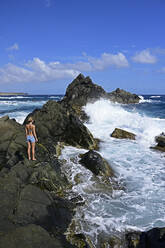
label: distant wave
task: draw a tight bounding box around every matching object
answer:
[138,95,161,103]
[138,96,153,103]
[150,96,161,98]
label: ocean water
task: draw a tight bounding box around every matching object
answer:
[1,94,165,245]
[0,95,63,123]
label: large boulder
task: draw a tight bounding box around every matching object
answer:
[79,150,114,177]
[126,227,165,248]
[108,88,140,104]
[24,100,97,151]
[151,133,165,152]
[111,128,136,140]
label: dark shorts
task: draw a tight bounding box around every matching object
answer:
[27,135,35,143]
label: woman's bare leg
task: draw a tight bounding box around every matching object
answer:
[27,142,31,160]
[32,142,36,160]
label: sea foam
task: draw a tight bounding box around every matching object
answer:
[60,98,165,244]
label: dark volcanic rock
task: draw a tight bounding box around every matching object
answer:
[79,150,114,177]
[62,73,107,108]
[29,161,70,193]
[151,133,165,152]
[60,74,107,120]
[60,74,140,122]
[11,184,76,234]
[0,164,76,247]
[0,223,77,248]
[0,115,27,169]
[24,100,97,151]
[126,227,165,248]
[108,88,140,104]
[0,113,81,247]
[111,128,136,140]
[0,224,57,248]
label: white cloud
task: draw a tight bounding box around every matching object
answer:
[0,64,34,83]
[27,57,79,80]
[87,52,129,69]
[7,43,19,51]
[0,52,129,84]
[132,49,157,64]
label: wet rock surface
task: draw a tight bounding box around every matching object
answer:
[111,128,136,140]
[79,150,114,177]
[151,132,165,152]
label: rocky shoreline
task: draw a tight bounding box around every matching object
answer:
[0,74,164,248]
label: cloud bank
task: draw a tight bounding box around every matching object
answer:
[0,52,129,84]
[132,49,157,64]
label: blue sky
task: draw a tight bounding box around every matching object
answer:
[0,0,165,94]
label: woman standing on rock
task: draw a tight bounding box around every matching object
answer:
[25,117,38,160]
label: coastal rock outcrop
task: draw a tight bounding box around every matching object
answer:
[60,73,107,121]
[24,100,97,151]
[111,128,136,140]
[151,133,165,152]
[60,74,140,121]
[0,113,87,248]
[61,73,107,107]
[0,74,154,248]
[108,88,140,104]
[79,150,114,177]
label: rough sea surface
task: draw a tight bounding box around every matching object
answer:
[1,94,165,244]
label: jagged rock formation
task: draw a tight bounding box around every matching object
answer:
[111,128,136,140]
[108,88,140,104]
[61,73,107,106]
[60,73,107,121]
[60,74,140,121]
